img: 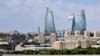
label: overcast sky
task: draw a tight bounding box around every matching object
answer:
[0,0,100,32]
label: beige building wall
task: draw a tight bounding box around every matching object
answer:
[52,41,80,50]
[84,31,90,38]
[90,37,97,45]
[80,39,90,48]
[75,30,80,36]
[64,30,72,37]
[38,32,45,43]
[52,41,63,50]
[64,42,79,49]
[94,31,100,38]
[90,31,100,45]
[50,33,57,43]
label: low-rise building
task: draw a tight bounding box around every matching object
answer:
[52,36,91,50]
[80,38,91,48]
[15,43,52,51]
[75,30,80,36]
[50,33,57,43]
[52,40,80,50]
[84,31,90,38]
[64,30,72,37]
[38,32,45,43]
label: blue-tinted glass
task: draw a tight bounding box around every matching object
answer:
[45,8,56,36]
[74,9,86,34]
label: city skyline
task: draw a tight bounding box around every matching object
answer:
[0,0,100,32]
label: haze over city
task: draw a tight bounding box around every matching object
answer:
[0,0,100,32]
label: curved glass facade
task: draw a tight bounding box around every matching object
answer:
[74,9,86,34]
[67,14,75,32]
[45,8,56,36]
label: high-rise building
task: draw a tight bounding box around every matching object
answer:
[45,8,56,36]
[67,14,75,32]
[74,9,86,34]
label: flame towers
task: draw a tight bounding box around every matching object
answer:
[67,14,75,32]
[45,8,56,36]
[44,8,86,35]
[67,9,86,34]
[74,9,86,34]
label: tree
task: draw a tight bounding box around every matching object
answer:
[95,47,100,54]
[70,48,80,54]
[39,50,49,55]
[78,48,88,54]
[48,49,60,55]
[61,49,70,54]
[87,47,97,54]
[22,50,36,55]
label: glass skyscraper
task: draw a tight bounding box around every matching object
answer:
[67,14,75,32]
[45,8,56,36]
[74,9,86,34]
